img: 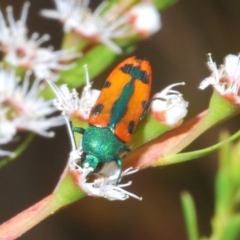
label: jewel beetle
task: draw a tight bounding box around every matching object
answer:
[73,56,152,178]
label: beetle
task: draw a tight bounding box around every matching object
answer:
[73,56,152,179]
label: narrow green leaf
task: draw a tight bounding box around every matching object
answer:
[156,129,240,166]
[228,139,240,187]
[219,214,240,240]
[40,45,119,99]
[215,170,233,216]
[59,45,119,88]
[0,133,35,169]
[218,131,231,170]
[181,191,199,240]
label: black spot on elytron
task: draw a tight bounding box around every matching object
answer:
[120,64,149,84]
[128,120,135,135]
[103,80,111,88]
[91,104,103,115]
[141,72,149,84]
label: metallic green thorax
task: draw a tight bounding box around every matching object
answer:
[82,126,128,161]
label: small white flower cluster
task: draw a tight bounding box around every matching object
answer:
[199,54,240,104]
[47,65,100,120]
[151,83,189,126]
[0,68,65,155]
[48,68,140,201]
[0,2,82,155]
[41,0,161,53]
[69,149,141,201]
[0,2,80,81]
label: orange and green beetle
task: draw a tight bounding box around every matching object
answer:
[73,57,152,177]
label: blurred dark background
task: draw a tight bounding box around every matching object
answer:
[0,0,240,239]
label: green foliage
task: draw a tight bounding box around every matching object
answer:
[59,45,119,88]
[154,0,177,10]
[181,192,199,240]
[181,133,240,240]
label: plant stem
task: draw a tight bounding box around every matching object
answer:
[0,133,35,169]
[0,195,53,239]
[0,173,85,238]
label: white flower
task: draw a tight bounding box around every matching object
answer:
[81,168,141,201]
[47,65,100,120]
[0,113,16,144]
[0,110,16,155]
[128,3,161,37]
[151,83,188,126]
[41,0,127,53]
[0,2,80,81]
[41,0,161,53]
[41,0,90,32]
[199,54,240,104]
[0,2,29,52]
[0,68,64,137]
[0,149,11,156]
[69,149,141,201]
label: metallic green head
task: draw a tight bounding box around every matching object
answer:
[80,153,101,173]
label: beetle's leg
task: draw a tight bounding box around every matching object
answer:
[72,127,85,135]
[140,100,150,120]
[72,127,86,149]
[124,145,131,152]
[115,159,122,184]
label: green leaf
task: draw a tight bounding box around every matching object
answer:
[154,0,177,10]
[218,131,231,170]
[228,139,240,187]
[215,170,233,216]
[181,191,199,240]
[219,214,240,240]
[40,45,119,99]
[59,45,119,88]
[128,114,171,149]
[155,129,240,166]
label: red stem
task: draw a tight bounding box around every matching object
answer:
[0,195,53,240]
